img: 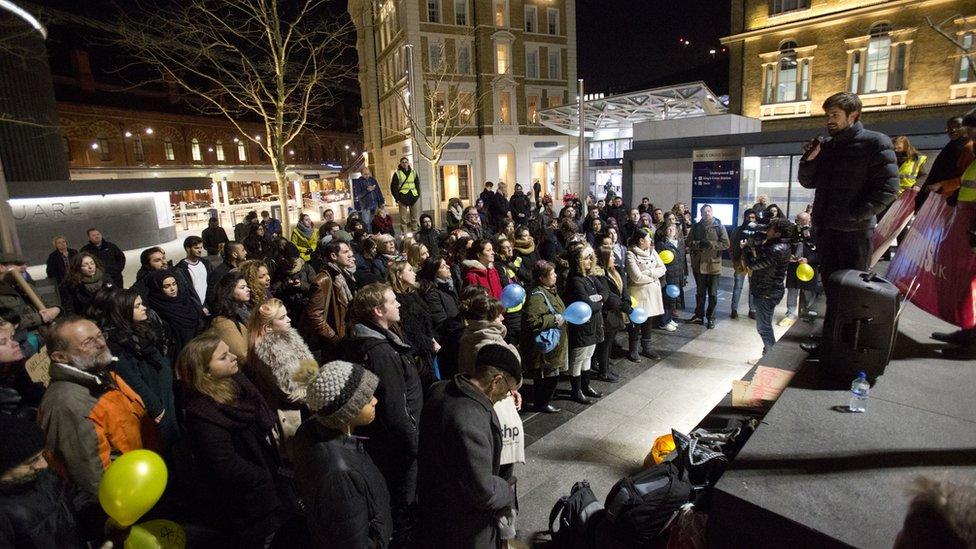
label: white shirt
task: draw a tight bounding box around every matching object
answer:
[185,259,208,303]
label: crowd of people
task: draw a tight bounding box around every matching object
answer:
[3,92,973,547]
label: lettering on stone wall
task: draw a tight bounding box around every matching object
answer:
[10,201,83,221]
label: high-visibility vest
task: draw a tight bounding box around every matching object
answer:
[396,169,418,197]
[504,257,523,313]
[959,160,976,203]
[897,155,928,195]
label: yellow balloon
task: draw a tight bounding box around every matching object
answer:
[659,250,674,265]
[630,295,638,308]
[125,520,186,549]
[99,450,168,527]
[643,433,677,469]
[796,263,815,282]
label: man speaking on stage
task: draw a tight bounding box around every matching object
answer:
[797,92,899,352]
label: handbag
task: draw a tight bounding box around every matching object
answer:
[533,290,561,354]
[495,397,525,465]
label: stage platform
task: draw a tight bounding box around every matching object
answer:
[707,293,976,548]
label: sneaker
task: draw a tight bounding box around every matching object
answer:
[706,319,715,329]
[667,320,678,329]
[730,310,738,319]
[689,316,704,325]
[746,357,761,365]
[778,316,796,328]
[661,323,677,332]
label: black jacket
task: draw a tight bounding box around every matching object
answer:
[107,329,180,448]
[510,192,531,224]
[59,274,114,315]
[418,376,514,549]
[292,420,392,548]
[202,226,229,255]
[744,238,792,299]
[395,291,437,380]
[596,270,631,333]
[174,257,213,307]
[656,237,686,286]
[0,470,103,549]
[422,280,463,379]
[182,373,284,541]
[564,272,607,348]
[416,228,441,258]
[343,323,423,481]
[45,249,77,285]
[80,240,125,287]
[798,121,899,232]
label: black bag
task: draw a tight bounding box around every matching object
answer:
[548,480,605,549]
[671,429,730,488]
[603,461,693,546]
[821,270,901,382]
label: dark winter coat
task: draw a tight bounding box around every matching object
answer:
[421,280,463,379]
[786,232,819,291]
[596,268,631,333]
[45,249,77,286]
[343,323,423,500]
[201,226,230,256]
[686,218,730,276]
[353,175,385,211]
[182,373,284,541]
[174,257,213,308]
[564,272,607,348]
[510,191,532,224]
[656,237,687,287]
[417,376,514,549]
[798,120,900,232]
[416,227,442,258]
[744,237,793,299]
[0,470,103,549]
[79,240,125,287]
[293,420,392,548]
[107,328,180,448]
[271,257,316,320]
[59,273,114,316]
[394,291,437,380]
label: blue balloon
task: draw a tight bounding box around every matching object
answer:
[629,307,649,324]
[665,284,681,299]
[500,284,526,309]
[564,301,592,325]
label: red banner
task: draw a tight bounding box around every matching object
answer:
[885,193,976,329]
[870,189,918,267]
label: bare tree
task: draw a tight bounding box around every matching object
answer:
[926,15,975,83]
[116,0,354,235]
[391,43,490,226]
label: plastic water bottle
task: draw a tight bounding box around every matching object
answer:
[849,371,869,413]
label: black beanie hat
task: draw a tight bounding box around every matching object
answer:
[476,344,522,384]
[0,414,45,474]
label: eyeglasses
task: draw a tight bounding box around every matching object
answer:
[79,332,106,349]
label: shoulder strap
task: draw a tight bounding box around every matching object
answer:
[533,289,556,315]
[549,495,569,534]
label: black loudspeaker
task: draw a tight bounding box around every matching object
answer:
[821,270,902,383]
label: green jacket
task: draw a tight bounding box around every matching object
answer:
[519,285,567,377]
[0,280,44,330]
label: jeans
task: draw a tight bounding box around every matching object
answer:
[731,273,755,313]
[398,202,421,234]
[694,274,720,320]
[660,300,673,326]
[568,344,596,376]
[753,291,783,355]
[786,286,817,317]
[359,207,376,233]
[817,227,871,329]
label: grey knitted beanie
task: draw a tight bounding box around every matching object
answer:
[304,360,379,429]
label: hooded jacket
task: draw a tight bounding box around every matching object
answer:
[247,328,317,440]
[38,363,156,494]
[744,237,793,299]
[342,323,423,478]
[0,469,103,549]
[463,260,503,299]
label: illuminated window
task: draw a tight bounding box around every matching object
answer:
[957,32,974,83]
[548,93,562,108]
[496,42,510,74]
[238,141,247,161]
[864,24,891,93]
[216,140,225,162]
[164,139,175,161]
[498,91,511,124]
[191,138,202,161]
[97,138,110,161]
[527,94,539,123]
[427,0,440,23]
[494,1,507,27]
[459,91,473,124]
[524,5,537,33]
[763,41,810,104]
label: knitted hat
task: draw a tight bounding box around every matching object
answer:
[304,361,379,429]
[0,414,45,474]
[332,230,353,244]
[476,344,522,384]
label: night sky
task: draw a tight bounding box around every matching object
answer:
[576,0,732,95]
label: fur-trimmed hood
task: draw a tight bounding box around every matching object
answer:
[251,328,317,399]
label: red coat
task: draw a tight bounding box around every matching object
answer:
[372,213,395,235]
[462,260,503,299]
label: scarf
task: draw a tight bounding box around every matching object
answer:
[81,269,106,295]
[295,222,314,239]
[449,204,463,218]
[147,269,201,326]
[513,238,536,255]
[326,263,355,302]
[186,373,276,432]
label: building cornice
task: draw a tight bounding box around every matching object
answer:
[721,0,951,44]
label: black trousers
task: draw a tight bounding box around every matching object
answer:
[595,324,622,373]
[694,274,720,320]
[816,227,872,327]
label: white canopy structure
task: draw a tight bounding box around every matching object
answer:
[538,81,728,137]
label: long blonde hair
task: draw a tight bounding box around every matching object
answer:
[238,259,270,308]
[406,242,428,268]
[177,333,239,405]
[387,259,417,294]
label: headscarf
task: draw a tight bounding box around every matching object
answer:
[147,269,202,330]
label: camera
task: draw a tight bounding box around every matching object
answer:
[741,222,816,250]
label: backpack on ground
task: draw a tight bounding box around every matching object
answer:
[603,461,694,547]
[548,480,605,548]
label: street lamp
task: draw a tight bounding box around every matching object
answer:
[145,127,154,135]
[0,0,47,38]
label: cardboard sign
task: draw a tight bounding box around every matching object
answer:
[25,346,51,386]
[731,366,796,408]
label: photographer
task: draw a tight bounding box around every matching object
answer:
[741,218,794,357]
